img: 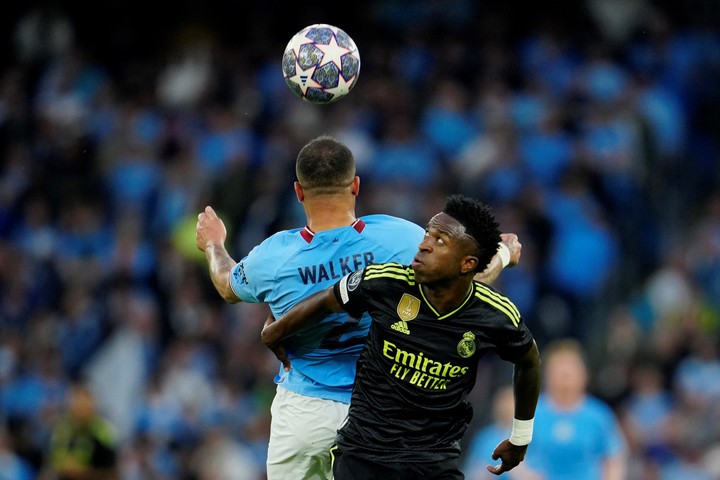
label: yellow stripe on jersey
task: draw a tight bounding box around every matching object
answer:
[364,263,416,285]
[475,283,521,319]
[474,284,521,327]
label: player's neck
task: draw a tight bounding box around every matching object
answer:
[420,280,473,316]
[304,196,357,232]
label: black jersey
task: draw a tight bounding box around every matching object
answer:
[332,262,534,463]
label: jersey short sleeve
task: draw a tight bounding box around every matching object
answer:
[334,267,368,316]
[230,250,263,303]
[472,282,534,362]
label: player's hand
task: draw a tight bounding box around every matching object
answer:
[500,233,522,268]
[262,314,291,372]
[196,206,227,252]
[486,439,527,475]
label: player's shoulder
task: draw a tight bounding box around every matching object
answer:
[362,261,415,284]
[245,228,306,263]
[255,227,306,247]
[359,215,424,258]
[361,214,424,233]
[472,281,515,304]
[472,281,521,326]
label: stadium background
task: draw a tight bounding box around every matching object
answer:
[0,0,719,478]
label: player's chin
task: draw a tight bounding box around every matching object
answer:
[411,265,430,283]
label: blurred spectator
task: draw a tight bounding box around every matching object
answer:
[54,196,113,287]
[0,423,34,480]
[687,192,720,312]
[541,167,620,339]
[119,433,179,480]
[188,422,261,480]
[673,336,720,416]
[12,5,75,70]
[10,190,57,261]
[453,119,523,203]
[84,286,161,443]
[365,110,441,223]
[517,28,579,99]
[420,79,477,161]
[517,106,574,189]
[55,284,105,378]
[585,0,650,46]
[43,382,119,480]
[156,27,215,111]
[517,338,628,480]
[620,359,675,472]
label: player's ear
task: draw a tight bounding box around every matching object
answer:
[460,255,479,275]
[294,182,304,202]
[351,176,360,196]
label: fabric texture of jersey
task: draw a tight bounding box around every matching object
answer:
[333,262,534,463]
[229,215,424,403]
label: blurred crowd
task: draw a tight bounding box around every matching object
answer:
[0,0,719,479]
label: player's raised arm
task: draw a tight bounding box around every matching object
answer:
[487,340,541,476]
[475,233,522,285]
[196,206,240,304]
[261,286,343,350]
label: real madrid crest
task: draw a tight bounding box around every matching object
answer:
[396,294,420,321]
[457,331,476,358]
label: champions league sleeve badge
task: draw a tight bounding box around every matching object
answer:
[339,268,364,304]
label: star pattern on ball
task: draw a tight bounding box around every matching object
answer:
[324,73,354,99]
[282,24,360,104]
[287,63,323,95]
[315,34,351,70]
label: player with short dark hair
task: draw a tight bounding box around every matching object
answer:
[197,137,522,480]
[295,135,357,192]
[262,194,541,479]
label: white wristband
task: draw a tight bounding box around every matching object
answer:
[497,243,511,269]
[509,418,534,446]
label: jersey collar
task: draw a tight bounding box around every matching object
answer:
[419,282,475,320]
[299,218,366,243]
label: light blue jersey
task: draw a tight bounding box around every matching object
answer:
[230,214,424,403]
[522,394,627,480]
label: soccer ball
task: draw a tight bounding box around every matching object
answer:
[282,24,361,105]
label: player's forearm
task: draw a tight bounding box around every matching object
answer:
[474,254,503,285]
[475,236,519,285]
[512,340,541,420]
[261,288,341,348]
[204,243,240,304]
